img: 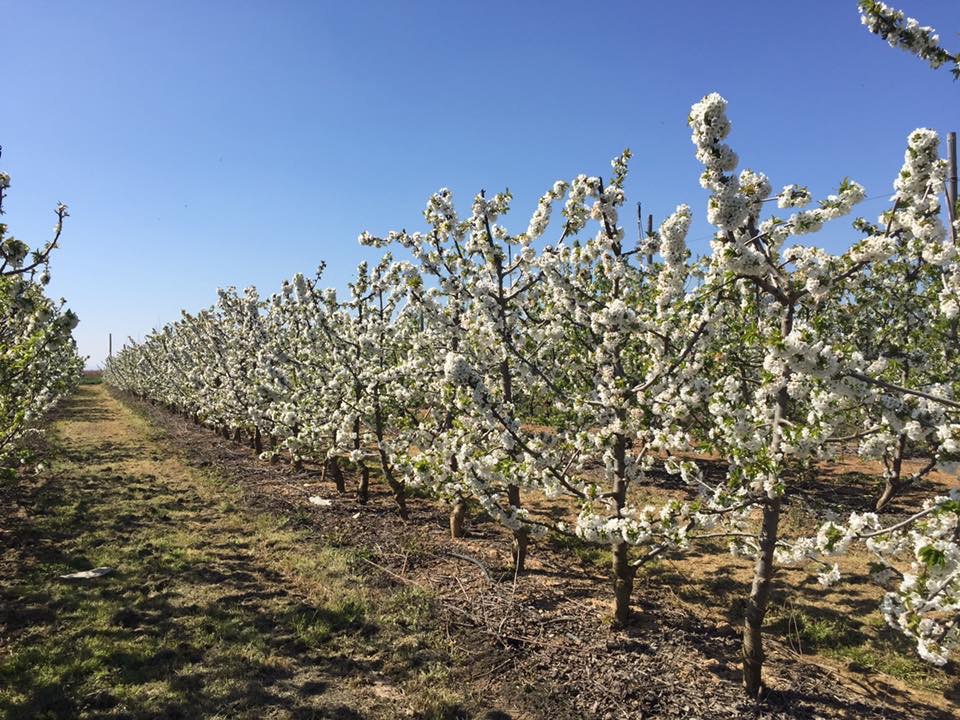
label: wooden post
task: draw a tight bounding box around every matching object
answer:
[108,333,112,359]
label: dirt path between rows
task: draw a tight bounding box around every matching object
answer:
[0,384,498,719]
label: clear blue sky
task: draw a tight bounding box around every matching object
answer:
[4,0,958,368]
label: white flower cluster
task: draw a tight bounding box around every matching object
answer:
[526,181,568,242]
[776,184,812,209]
[689,93,748,232]
[859,1,960,77]
[786,180,866,236]
[104,92,960,674]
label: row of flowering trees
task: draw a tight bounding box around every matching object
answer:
[105,89,959,696]
[0,164,83,465]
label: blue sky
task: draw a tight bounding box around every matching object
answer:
[4,0,959,367]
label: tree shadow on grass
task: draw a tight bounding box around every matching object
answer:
[0,492,386,719]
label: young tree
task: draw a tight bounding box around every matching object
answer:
[0,167,82,463]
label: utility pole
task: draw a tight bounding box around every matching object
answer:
[108,333,112,359]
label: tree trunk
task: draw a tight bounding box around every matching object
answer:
[357,464,369,504]
[221,426,231,440]
[876,481,899,512]
[254,428,262,455]
[612,539,635,627]
[742,307,792,698]
[611,430,633,626]
[233,427,242,444]
[373,382,408,520]
[352,408,367,503]
[876,433,906,511]
[326,456,346,494]
[507,484,528,573]
[450,496,467,539]
[377,449,408,520]
[743,497,782,697]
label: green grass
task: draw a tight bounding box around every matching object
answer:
[767,602,948,692]
[0,385,477,719]
[545,531,609,571]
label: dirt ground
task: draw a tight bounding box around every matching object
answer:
[1,384,958,719]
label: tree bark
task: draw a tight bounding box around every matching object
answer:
[876,433,906,511]
[379,457,408,520]
[742,496,782,697]
[373,386,408,520]
[507,484,528,572]
[450,496,467,539]
[611,432,634,626]
[326,455,346,493]
[612,538,635,626]
[500,353,526,572]
[357,464,369,504]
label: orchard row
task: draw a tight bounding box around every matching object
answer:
[0,170,83,466]
[105,93,959,695]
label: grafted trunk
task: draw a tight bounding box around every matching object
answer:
[450,496,467,539]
